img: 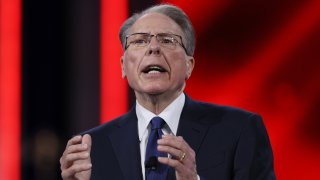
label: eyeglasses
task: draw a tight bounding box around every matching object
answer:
[125,32,187,53]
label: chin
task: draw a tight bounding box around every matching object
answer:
[145,89,165,95]
[141,86,167,95]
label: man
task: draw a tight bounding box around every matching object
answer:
[60,4,276,180]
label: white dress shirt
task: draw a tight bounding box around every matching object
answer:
[136,93,185,180]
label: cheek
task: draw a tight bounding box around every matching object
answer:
[123,61,137,87]
[123,53,140,75]
[170,56,188,78]
[123,61,136,78]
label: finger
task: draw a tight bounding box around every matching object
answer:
[64,134,91,155]
[158,157,184,172]
[60,150,90,169]
[66,135,82,147]
[161,135,186,145]
[61,135,91,169]
[159,156,197,179]
[157,145,184,160]
[64,143,88,155]
[160,135,195,156]
[158,136,187,152]
[65,151,90,164]
[159,135,196,163]
[82,134,92,153]
[61,163,92,179]
[76,134,92,166]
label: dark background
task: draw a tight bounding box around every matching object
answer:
[21,0,157,179]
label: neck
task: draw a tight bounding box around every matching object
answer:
[135,90,183,115]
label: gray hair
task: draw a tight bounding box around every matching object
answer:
[119,4,196,56]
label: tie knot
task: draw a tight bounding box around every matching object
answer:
[150,117,165,129]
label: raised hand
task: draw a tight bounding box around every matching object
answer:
[157,134,197,180]
[60,134,92,180]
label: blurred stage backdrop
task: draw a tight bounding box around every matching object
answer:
[1,0,319,179]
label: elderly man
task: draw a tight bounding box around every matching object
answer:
[60,4,275,180]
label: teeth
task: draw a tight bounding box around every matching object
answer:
[150,66,161,71]
[148,70,161,74]
[143,65,165,73]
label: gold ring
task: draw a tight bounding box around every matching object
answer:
[179,152,186,161]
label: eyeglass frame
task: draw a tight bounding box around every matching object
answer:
[124,32,188,55]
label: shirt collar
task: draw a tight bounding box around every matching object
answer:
[136,93,185,141]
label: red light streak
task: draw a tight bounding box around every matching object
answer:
[0,0,21,179]
[100,0,128,123]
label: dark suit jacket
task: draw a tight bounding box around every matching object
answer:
[83,96,276,180]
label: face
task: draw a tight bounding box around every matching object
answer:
[121,13,194,98]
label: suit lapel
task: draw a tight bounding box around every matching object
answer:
[167,96,214,180]
[177,96,211,154]
[108,108,143,180]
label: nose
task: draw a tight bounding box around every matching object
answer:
[146,37,161,56]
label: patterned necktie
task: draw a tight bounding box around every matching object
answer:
[145,117,168,180]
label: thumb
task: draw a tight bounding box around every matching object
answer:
[82,134,92,152]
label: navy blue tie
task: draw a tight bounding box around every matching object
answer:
[145,117,168,180]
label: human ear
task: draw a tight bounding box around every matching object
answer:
[120,57,126,78]
[185,56,195,79]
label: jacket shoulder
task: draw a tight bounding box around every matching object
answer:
[186,98,261,127]
[81,109,135,136]
[190,98,258,116]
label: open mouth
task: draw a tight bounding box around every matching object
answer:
[142,65,167,74]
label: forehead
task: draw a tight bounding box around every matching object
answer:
[129,13,184,35]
